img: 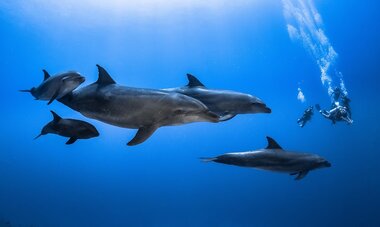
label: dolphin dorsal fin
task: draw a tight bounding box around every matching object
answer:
[42,69,51,81]
[50,110,62,122]
[96,64,116,85]
[266,136,283,150]
[186,74,205,88]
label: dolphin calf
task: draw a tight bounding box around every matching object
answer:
[163,74,271,121]
[201,136,331,180]
[20,69,85,105]
[58,65,219,146]
[35,111,99,144]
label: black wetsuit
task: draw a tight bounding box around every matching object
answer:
[297,107,314,127]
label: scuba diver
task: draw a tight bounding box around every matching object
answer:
[315,102,353,124]
[315,86,353,125]
[297,106,314,127]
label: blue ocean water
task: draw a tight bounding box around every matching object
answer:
[0,0,379,226]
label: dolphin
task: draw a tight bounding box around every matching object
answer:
[162,74,271,121]
[58,65,220,146]
[201,136,331,180]
[35,111,99,145]
[20,69,85,105]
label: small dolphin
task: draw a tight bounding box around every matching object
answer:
[201,136,331,180]
[163,74,271,121]
[20,69,85,105]
[35,111,99,145]
[58,65,219,146]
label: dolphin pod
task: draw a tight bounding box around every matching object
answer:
[22,65,271,145]
[58,65,220,145]
[201,136,331,180]
[23,64,331,180]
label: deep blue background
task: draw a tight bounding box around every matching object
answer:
[0,0,379,226]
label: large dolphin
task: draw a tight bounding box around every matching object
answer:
[58,65,219,146]
[162,74,271,121]
[20,69,85,105]
[35,111,99,145]
[202,136,331,180]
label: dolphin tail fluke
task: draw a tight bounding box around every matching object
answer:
[19,87,35,94]
[34,134,43,140]
[294,171,309,180]
[199,157,217,162]
[127,125,158,146]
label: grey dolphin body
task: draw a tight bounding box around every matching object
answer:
[35,111,99,144]
[202,137,331,180]
[58,65,219,146]
[20,70,85,105]
[163,74,271,121]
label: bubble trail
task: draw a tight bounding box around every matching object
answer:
[282,0,348,97]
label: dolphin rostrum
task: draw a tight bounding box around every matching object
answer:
[163,74,271,121]
[20,69,85,105]
[35,111,99,145]
[58,65,219,146]
[201,136,331,180]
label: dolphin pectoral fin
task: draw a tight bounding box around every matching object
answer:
[294,171,309,180]
[47,90,60,105]
[127,125,158,146]
[66,137,78,145]
[219,114,237,122]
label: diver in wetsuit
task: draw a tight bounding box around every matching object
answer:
[315,86,353,124]
[333,86,352,119]
[297,106,314,127]
[315,102,353,124]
